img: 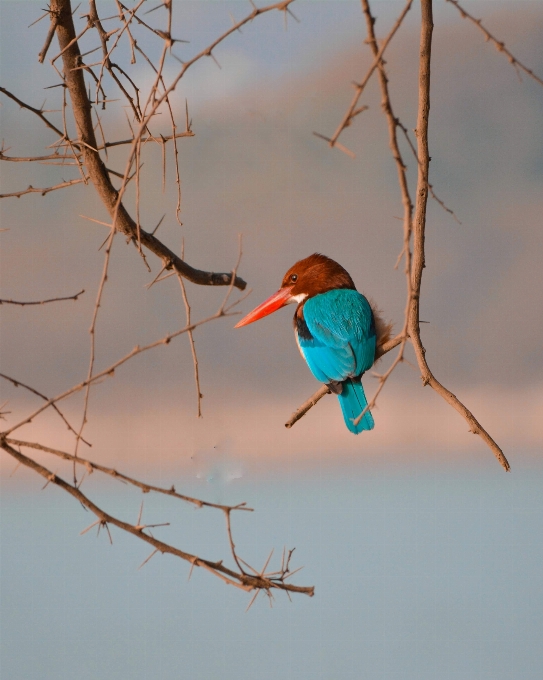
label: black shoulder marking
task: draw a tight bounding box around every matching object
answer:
[369,306,376,337]
[294,307,313,341]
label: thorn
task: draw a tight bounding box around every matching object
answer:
[245,589,259,612]
[138,549,159,570]
[286,7,300,23]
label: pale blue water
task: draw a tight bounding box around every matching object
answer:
[2,458,542,680]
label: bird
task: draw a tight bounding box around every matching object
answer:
[235,253,391,433]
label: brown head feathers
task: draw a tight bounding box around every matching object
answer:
[281,253,356,298]
[281,254,393,351]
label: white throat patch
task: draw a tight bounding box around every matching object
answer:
[288,293,308,305]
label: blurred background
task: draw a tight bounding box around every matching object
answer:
[1,1,542,678]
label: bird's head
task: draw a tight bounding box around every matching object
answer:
[234,253,356,328]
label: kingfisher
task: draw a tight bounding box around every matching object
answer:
[235,254,391,433]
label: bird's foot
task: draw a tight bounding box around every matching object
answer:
[326,380,343,395]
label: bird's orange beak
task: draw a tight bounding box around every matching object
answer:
[234,286,294,328]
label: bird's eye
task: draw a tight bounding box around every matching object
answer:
[290,274,298,283]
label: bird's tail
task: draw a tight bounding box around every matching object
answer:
[337,378,374,434]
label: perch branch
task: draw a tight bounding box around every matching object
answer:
[285,332,404,429]
[288,0,510,472]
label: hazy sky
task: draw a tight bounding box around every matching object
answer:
[1,4,542,678]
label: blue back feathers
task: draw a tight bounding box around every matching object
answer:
[296,289,376,433]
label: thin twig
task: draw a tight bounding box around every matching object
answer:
[0,290,84,305]
[6,438,252,513]
[176,241,203,417]
[0,87,65,138]
[326,0,414,148]
[0,178,87,199]
[0,375,91,446]
[0,151,79,164]
[73,227,116,480]
[38,13,60,63]
[110,0,297,261]
[1,306,239,437]
[446,0,543,87]
[395,119,460,223]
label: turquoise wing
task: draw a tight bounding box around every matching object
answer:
[297,289,376,384]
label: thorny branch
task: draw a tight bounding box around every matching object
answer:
[0,283,312,597]
[1,0,315,601]
[111,0,297,229]
[4,437,250,513]
[349,0,414,427]
[446,0,543,87]
[408,0,509,471]
[326,0,414,152]
[288,0,416,431]
[0,374,91,446]
[3,0,528,605]
[1,294,244,438]
[289,0,513,471]
[0,438,314,598]
[394,119,461,224]
[0,289,84,305]
[0,86,65,139]
[0,150,79,164]
[96,130,194,151]
[38,10,60,63]
[72,226,116,480]
[2,1,247,289]
[176,244,203,418]
[0,178,88,199]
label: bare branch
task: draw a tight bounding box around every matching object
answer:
[1,305,240,437]
[176,242,203,418]
[72,227,116,479]
[285,332,404,429]
[394,119,460,223]
[38,12,60,63]
[446,0,543,87]
[0,87,65,138]
[45,0,247,289]
[0,178,87,199]
[289,0,508,473]
[288,0,414,431]
[88,0,143,120]
[5,438,252,513]
[113,0,297,225]
[0,375,91,446]
[325,0,414,148]
[408,0,510,472]
[0,438,314,597]
[0,150,79,164]
[0,290,84,305]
